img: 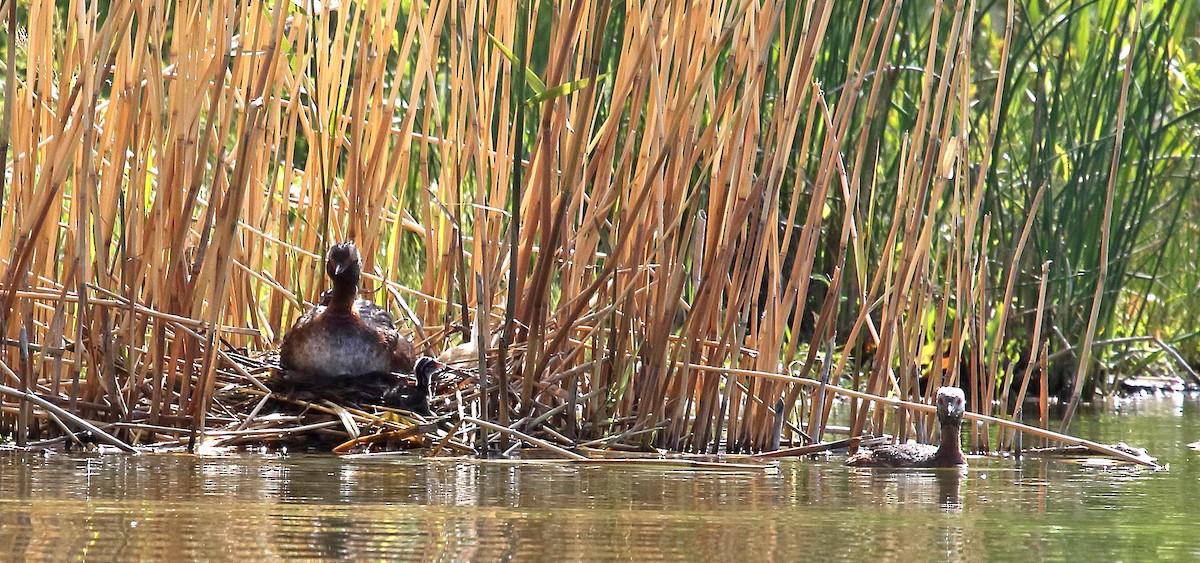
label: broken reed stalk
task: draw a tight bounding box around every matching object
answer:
[570,458,772,471]
[461,416,586,460]
[0,382,136,453]
[749,437,861,460]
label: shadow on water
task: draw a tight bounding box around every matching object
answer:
[2,396,1199,560]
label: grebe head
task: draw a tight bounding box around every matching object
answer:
[936,386,966,425]
[325,242,362,286]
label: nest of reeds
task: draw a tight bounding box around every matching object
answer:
[203,349,478,455]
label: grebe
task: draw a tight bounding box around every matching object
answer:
[846,387,967,468]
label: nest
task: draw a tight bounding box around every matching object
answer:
[202,350,479,455]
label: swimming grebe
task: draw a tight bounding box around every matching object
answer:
[278,242,416,390]
[846,386,967,468]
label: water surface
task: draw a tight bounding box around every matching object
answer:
[2,397,1197,561]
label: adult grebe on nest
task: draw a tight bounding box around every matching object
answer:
[277,242,429,411]
[846,386,967,468]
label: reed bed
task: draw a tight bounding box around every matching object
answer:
[0,0,1190,462]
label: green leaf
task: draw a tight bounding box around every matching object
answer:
[526,73,608,105]
[487,33,545,95]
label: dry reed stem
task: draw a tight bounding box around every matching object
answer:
[0,381,136,453]
[1060,0,1143,431]
[462,416,586,460]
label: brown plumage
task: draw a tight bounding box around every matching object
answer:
[278,242,416,393]
[846,387,968,468]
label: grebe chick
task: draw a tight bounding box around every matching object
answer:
[382,356,440,416]
[846,386,967,468]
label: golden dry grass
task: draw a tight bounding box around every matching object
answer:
[0,0,1096,453]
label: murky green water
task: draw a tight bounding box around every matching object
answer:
[2,397,1198,561]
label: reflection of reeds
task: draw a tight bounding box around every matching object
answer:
[0,1,1181,458]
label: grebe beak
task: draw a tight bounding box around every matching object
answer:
[947,400,964,419]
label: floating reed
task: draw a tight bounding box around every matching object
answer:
[0,1,1186,465]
